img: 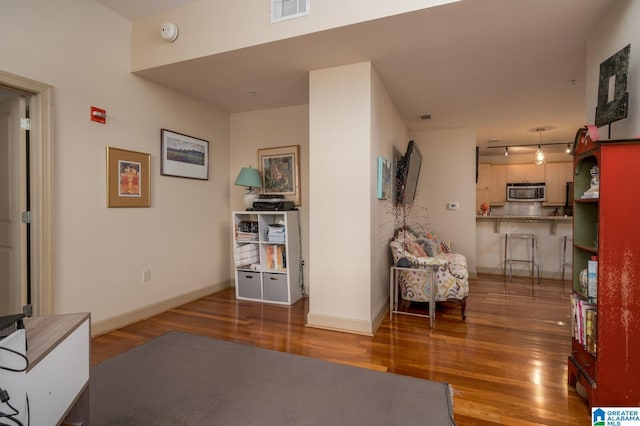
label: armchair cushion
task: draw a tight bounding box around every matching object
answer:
[416,238,439,257]
[406,241,427,257]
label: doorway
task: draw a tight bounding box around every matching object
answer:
[0,70,53,317]
[0,89,28,315]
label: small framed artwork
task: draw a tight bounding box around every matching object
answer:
[106,147,151,208]
[377,156,392,200]
[258,145,301,205]
[160,129,209,180]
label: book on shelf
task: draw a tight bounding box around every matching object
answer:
[587,256,598,302]
[265,244,286,271]
[570,293,597,355]
[585,309,597,356]
[236,231,258,241]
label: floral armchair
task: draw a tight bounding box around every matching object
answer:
[389,228,468,320]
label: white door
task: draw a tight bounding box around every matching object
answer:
[0,93,26,315]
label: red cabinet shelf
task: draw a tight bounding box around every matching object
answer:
[567,137,640,408]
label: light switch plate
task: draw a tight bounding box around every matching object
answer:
[447,202,460,210]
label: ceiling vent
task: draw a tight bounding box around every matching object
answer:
[417,113,432,120]
[271,0,310,23]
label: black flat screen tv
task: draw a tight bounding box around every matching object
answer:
[395,140,422,205]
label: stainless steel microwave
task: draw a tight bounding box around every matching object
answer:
[506,183,546,201]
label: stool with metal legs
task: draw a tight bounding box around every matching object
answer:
[503,233,540,284]
[561,235,572,289]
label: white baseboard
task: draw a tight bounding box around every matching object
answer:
[306,312,374,336]
[91,281,231,337]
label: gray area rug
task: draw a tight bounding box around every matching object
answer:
[91,331,455,425]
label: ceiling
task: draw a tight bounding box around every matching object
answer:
[99,0,616,155]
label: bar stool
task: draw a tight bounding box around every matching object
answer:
[504,233,540,284]
[561,235,573,289]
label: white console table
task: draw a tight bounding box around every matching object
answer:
[0,313,90,425]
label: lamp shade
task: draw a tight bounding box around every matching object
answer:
[234,167,262,189]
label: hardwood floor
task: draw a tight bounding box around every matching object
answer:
[91,274,591,425]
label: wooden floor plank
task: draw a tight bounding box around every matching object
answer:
[91,273,591,425]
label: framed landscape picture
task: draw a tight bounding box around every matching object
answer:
[161,129,209,180]
[106,147,151,207]
[258,145,300,205]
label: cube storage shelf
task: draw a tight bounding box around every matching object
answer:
[232,210,302,305]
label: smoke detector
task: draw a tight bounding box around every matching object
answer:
[161,22,179,42]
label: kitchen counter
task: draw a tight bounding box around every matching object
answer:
[476,215,572,234]
[476,216,573,279]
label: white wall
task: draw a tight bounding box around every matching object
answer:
[229,105,309,291]
[0,0,231,333]
[586,0,640,139]
[407,129,477,276]
[370,69,408,322]
[307,62,373,334]
[307,62,406,334]
[130,0,459,71]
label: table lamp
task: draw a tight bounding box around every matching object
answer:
[234,167,262,210]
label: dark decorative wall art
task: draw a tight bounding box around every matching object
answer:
[595,44,630,127]
[258,145,300,205]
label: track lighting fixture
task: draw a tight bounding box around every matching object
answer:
[488,134,572,161]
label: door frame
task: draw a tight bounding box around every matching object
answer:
[0,70,53,315]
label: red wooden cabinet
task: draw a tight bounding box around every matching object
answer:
[568,135,640,407]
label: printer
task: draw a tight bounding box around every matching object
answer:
[252,195,295,211]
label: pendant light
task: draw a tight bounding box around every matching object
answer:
[504,146,509,156]
[534,129,546,165]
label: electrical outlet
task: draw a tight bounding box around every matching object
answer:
[142,269,151,282]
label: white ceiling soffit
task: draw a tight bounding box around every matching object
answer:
[100,0,616,155]
[97,0,196,20]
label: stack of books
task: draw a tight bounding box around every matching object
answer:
[267,224,285,243]
[236,232,258,241]
[570,293,597,356]
[236,221,259,241]
[233,244,259,268]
